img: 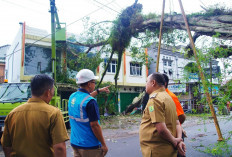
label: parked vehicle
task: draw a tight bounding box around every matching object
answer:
[0,82,69,135]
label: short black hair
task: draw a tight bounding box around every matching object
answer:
[79,80,94,87]
[162,73,169,88]
[150,72,165,86]
[31,74,54,97]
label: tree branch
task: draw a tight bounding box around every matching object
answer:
[67,46,79,57]
[85,47,93,54]
[97,50,114,88]
[140,14,232,40]
[89,20,114,29]
[67,39,109,48]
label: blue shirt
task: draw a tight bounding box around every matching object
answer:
[68,88,101,149]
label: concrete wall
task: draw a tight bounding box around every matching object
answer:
[98,52,146,88]
[5,23,52,83]
[124,53,146,85]
[5,24,23,83]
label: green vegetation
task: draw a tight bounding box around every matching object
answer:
[96,81,117,115]
[188,4,232,17]
[203,136,232,157]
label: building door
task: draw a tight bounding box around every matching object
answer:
[120,93,139,112]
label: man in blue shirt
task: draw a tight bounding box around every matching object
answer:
[68,69,109,157]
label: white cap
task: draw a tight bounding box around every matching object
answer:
[76,69,99,84]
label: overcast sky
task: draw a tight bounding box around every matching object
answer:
[0,0,231,46]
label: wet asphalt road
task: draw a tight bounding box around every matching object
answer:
[1,115,232,157]
[66,115,232,157]
[107,117,232,157]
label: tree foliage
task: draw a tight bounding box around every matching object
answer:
[66,1,232,89]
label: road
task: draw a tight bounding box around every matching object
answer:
[1,114,232,157]
[66,115,232,157]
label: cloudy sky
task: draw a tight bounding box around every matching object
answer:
[0,0,231,46]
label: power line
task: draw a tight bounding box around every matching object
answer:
[66,0,117,27]
[93,0,120,14]
[1,0,47,15]
[104,0,123,11]
[198,0,207,9]
[111,0,123,10]
[6,0,118,58]
[89,0,118,16]
[5,34,51,58]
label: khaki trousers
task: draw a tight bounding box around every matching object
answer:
[72,146,103,157]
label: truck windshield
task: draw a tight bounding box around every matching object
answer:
[0,83,31,103]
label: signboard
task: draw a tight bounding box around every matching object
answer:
[204,66,220,78]
[169,84,186,93]
[200,85,219,96]
[189,73,199,80]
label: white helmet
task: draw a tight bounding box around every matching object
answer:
[76,69,99,84]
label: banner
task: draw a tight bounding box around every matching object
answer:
[169,84,186,93]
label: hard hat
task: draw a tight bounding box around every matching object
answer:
[4,79,8,83]
[76,69,99,84]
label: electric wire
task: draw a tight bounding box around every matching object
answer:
[5,0,118,58]
[88,0,118,16]
[198,0,207,9]
[0,0,47,15]
[104,0,123,11]
[93,0,120,14]
[66,0,117,27]
[111,1,123,10]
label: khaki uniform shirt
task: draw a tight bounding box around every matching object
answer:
[139,87,178,157]
[1,98,69,157]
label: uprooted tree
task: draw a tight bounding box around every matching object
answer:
[66,1,232,88]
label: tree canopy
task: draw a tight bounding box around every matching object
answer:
[66,1,232,87]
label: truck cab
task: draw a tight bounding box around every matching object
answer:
[0,82,71,135]
[0,83,31,132]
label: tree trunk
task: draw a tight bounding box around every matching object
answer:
[140,14,232,40]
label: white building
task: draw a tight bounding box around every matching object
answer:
[5,22,52,83]
[5,23,147,113]
[96,52,147,113]
[98,52,146,92]
[148,43,220,112]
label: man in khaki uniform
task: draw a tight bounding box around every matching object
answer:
[1,74,69,157]
[139,72,186,157]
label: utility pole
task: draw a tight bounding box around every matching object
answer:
[210,58,213,97]
[178,0,223,141]
[156,0,165,72]
[49,0,58,108]
[50,0,56,84]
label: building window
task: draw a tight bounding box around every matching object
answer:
[163,61,167,66]
[130,62,142,76]
[168,61,172,66]
[37,62,41,72]
[24,46,52,75]
[104,59,117,73]
[168,69,173,79]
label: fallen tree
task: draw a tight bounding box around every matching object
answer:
[67,1,232,87]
